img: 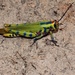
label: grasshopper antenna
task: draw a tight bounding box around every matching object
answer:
[58,2,74,22]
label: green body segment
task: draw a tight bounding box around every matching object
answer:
[0,20,59,46]
[3,21,55,38]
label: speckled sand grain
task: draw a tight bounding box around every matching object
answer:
[0,0,75,75]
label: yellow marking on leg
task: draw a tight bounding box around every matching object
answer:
[3,33,17,37]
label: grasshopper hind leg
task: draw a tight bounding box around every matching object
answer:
[30,34,43,47]
[30,38,37,47]
[3,33,17,37]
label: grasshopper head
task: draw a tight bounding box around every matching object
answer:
[49,3,73,33]
[50,20,59,33]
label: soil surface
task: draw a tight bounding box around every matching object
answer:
[0,0,75,75]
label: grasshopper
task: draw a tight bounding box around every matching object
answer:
[0,3,73,46]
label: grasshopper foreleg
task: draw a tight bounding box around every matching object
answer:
[50,31,59,46]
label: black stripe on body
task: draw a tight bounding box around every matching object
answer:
[40,21,52,25]
[46,21,52,24]
[43,28,49,35]
[44,28,47,33]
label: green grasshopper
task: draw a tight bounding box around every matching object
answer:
[0,3,73,46]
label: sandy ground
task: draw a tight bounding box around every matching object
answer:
[0,0,75,75]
